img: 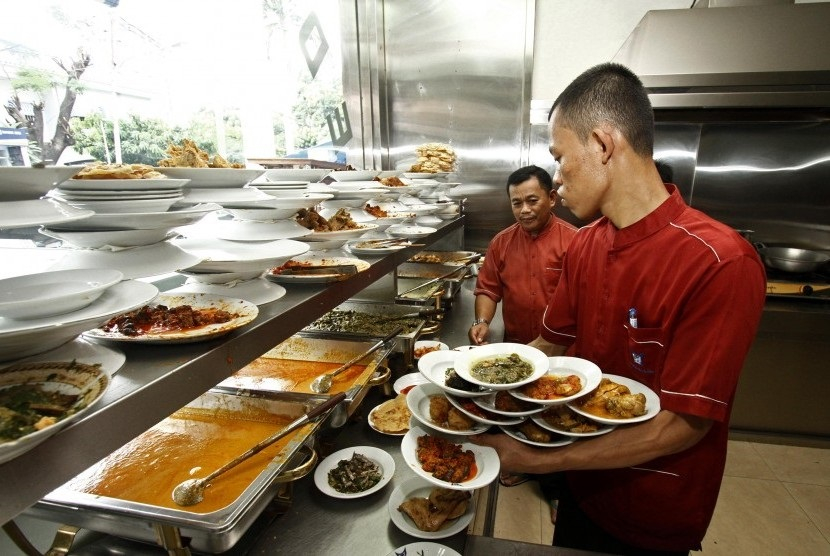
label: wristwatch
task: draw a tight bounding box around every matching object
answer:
[472,318,490,326]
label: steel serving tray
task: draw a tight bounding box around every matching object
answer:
[213,334,393,416]
[27,391,322,554]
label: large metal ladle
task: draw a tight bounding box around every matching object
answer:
[309,326,403,394]
[172,392,347,507]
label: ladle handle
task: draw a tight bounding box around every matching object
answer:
[328,326,404,379]
[203,392,346,483]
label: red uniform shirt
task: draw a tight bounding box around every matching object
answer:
[542,185,766,551]
[475,216,577,344]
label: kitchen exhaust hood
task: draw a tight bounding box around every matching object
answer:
[611,3,830,109]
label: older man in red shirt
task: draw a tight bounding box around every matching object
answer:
[470,165,577,345]
[472,63,766,554]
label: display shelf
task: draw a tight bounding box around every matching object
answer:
[0,217,463,524]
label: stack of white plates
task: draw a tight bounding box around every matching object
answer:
[50,178,189,214]
[221,193,333,221]
[263,168,330,183]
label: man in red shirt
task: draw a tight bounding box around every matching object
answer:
[469,165,577,345]
[472,63,766,554]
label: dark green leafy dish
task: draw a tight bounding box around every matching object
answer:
[470,353,533,384]
[327,452,382,493]
[0,383,82,442]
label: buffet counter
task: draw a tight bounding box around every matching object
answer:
[0,218,463,524]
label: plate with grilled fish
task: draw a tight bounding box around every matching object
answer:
[566,374,660,425]
[388,475,475,539]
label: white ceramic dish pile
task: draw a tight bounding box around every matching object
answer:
[0,198,94,230]
[327,170,380,181]
[263,168,330,183]
[50,178,189,214]
[220,193,332,221]
[174,237,310,283]
[153,167,265,188]
[0,269,123,320]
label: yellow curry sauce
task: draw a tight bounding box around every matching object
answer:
[228,358,368,394]
[65,407,308,513]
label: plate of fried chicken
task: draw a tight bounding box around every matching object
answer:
[566,374,660,425]
[389,475,475,539]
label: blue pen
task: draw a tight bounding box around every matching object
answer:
[628,308,638,328]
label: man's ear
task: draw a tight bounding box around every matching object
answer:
[592,127,615,165]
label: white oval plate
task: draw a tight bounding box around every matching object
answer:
[58,196,182,214]
[407,384,490,436]
[179,187,274,205]
[0,361,110,464]
[498,424,576,448]
[10,337,126,376]
[45,242,201,281]
[265,257,370,284]
[58,178,189,191]
[40,227,177,249]
[0,268,123,320]
[48,203,221,231]
[302,224,379,242]
[531,406,616,438]
[417,350,491,398]
[84,292,258,344]
[346,239,411,256]
[264,168,330,183]
[453,343,549,391]
[393,372,430,395]
[384,543,460,556]
[388,475,476,540]
[168,278,287,306]
[567,373,661,425]
[472,392,546,418]
[0,167,81,202]
[328,170,380,181]
[387,224,437,239]
[401,424,499,491]
[508,356,602,406]
[0,280,159,362]
[174,237,310,273]
[313,446,395,499]
[444,394,524,426]
[0,198,94,230]
[154,167,264,188]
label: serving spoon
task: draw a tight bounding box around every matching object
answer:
[309,326,403,394]
[172,392,346,507]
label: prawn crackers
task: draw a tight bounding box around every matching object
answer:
[75,162,166,180]
[410,142,456,173]
[370,394,411,434]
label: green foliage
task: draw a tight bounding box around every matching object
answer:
[10,68,58,95]
[292,77,343,149]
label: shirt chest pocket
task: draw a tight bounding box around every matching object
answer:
[543,266,563,298]
[624,325,668,377]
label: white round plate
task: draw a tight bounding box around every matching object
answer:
[212,218,313,242]
[417,350,491,398]
[385,542,461,556]
[414,340,449,359]
[57,196,182,214]
[346,239,411,256]
[444,393,524,426]
[179,187,274,205]
[401,172,450,179]
[83,292,258,344]
[328,170,380,181]
[0,198,94,230]
[313,446,395,499]
[58,178,189,192]
[472,392,546,418]
[174,237,310,273]
[47,203,221,231]
[302,224,379,242]
[154,167,264,188]
[498,424,576,448]
[407,384,490,435]
[265,256,370,284]
[0,360,110,464]
[531,406,616,438]
[567,373,661,425]
[0,280,158,362]
[508,356,602,406]
[40,227,177,249]
[387,225,437,239]
[178,269,264,284]
[168,277,287,306]
[9,337,126,376]
[401,424,499,490]
[45,242,201,280]
[453,343,549,391]
[0,269,123,320]
[0,167,81,201]
[367,400,410,437]
[388,475,476,540]
[394,372,430,394]
[264,168,330,183]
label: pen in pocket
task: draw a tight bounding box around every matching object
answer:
[628,308,638,328]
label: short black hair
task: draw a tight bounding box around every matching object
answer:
[549,62,654,157]
[506,165,554,194]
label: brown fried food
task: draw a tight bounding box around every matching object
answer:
[541,405,599,433]
[520,374,583,400]
[398,488,470,532]
[576,378,648,419]
[494,390,537,412]
[416,435,475,483]
[429,396,450,424]
[295,207,358,232]
[446,407,474,431]
[75,162,165,180]
[517,420,552,443]
[409,142,456,173]
[371,394,410,434]
[157,138,243,168]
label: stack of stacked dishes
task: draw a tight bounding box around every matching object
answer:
[48,177,189,214]
[415,344,660,448]
[0,271,158,361]
[261,168,330,186]
[327,169,381,182]
[169,237,309,304]
[153,167,264,188]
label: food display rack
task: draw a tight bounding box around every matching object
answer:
[0,217,463,525]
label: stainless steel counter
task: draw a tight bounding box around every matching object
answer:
[0,218,463,524]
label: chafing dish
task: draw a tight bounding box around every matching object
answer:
[214,334,392,416]
[27,391,321,554]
